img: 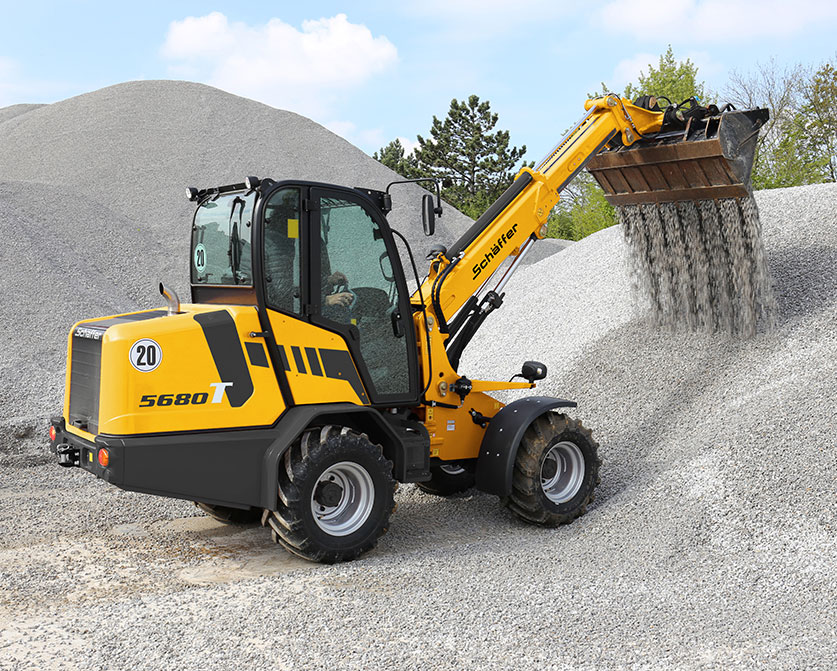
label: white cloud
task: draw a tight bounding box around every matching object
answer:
[161,12,397,119]
[684,51,724,78]
[599,0,837,41]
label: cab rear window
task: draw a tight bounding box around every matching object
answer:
[191,191,255,285]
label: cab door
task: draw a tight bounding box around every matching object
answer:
[307,187,418,406]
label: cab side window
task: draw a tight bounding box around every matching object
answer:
[263,188,302,314]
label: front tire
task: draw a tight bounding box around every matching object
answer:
[416,463,475,496]
[506,413,601,526]
[263,425,396,563]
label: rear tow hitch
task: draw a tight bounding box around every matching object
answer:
[56,444,80,467]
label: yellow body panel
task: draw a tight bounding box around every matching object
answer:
[266,310,369,406]
[422,393,504,460]
[66,304,284,436]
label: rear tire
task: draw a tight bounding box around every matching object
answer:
[263,425,396,563]
[505,413,601,526]
[416,463,475,496]
[194,502,261,524]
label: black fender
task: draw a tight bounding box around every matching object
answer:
[260,403,428,510]
[474,396,577,496]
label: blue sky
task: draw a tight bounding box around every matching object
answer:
[2,1,836,162]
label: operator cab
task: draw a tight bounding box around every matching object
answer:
[188,179,420,406]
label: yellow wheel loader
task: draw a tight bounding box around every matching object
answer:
[51,94,767,563]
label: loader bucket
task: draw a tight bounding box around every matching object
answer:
[587,106,775,337]
[587,108,769,206]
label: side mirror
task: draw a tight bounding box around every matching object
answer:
[421,194,436,236]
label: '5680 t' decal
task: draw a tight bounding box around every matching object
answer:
[139,382,234,407]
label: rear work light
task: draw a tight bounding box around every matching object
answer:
[97,448,109,468]
[49,425,56,442]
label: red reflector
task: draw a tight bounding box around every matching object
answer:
[97,449,109,468]
[49,426,56,442]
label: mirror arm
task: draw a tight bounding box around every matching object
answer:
[385,178,444,217]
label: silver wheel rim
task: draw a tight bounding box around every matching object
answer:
[311,461,375,536]
[439,464,466,476]
[540,441,585,504]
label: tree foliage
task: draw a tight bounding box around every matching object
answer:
[801,60,837,182]
[547,173,617,241]
[372,138,419,178]
[373,95,527,219]
[413,95,527,219]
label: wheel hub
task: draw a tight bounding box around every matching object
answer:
[310,461,375,537]
[313,480,343,508]
[540,440,585,504]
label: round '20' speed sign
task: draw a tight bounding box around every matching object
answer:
[129,338,163,372]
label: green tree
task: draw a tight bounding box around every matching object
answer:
[801,59,837,182]
[413,95,528,219]
[625,46,705,105]
[372,138,419,178]
[547,174,617,241]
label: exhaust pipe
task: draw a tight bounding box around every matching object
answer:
[159,282,180,316]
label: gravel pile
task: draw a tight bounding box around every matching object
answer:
[0,82,472,266]
[0,103,44,125]
[1,83,834,669]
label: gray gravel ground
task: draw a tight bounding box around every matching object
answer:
[1,85,835,669]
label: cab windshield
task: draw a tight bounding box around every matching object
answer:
[191,191,255,285]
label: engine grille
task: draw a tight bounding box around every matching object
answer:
[68,327,104,433]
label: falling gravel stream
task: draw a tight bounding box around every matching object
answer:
[619,195,776,335]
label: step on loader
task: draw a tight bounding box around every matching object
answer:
[51,93,767,562]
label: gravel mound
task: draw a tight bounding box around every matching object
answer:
[520,236,572,265]
[0,181,169,457]
[0,103,45,125]
[0,81,470,267]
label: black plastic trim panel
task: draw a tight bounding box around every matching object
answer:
[56,403,431,509]
[193,311,255,407]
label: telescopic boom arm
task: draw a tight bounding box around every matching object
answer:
[418,95,664,331]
